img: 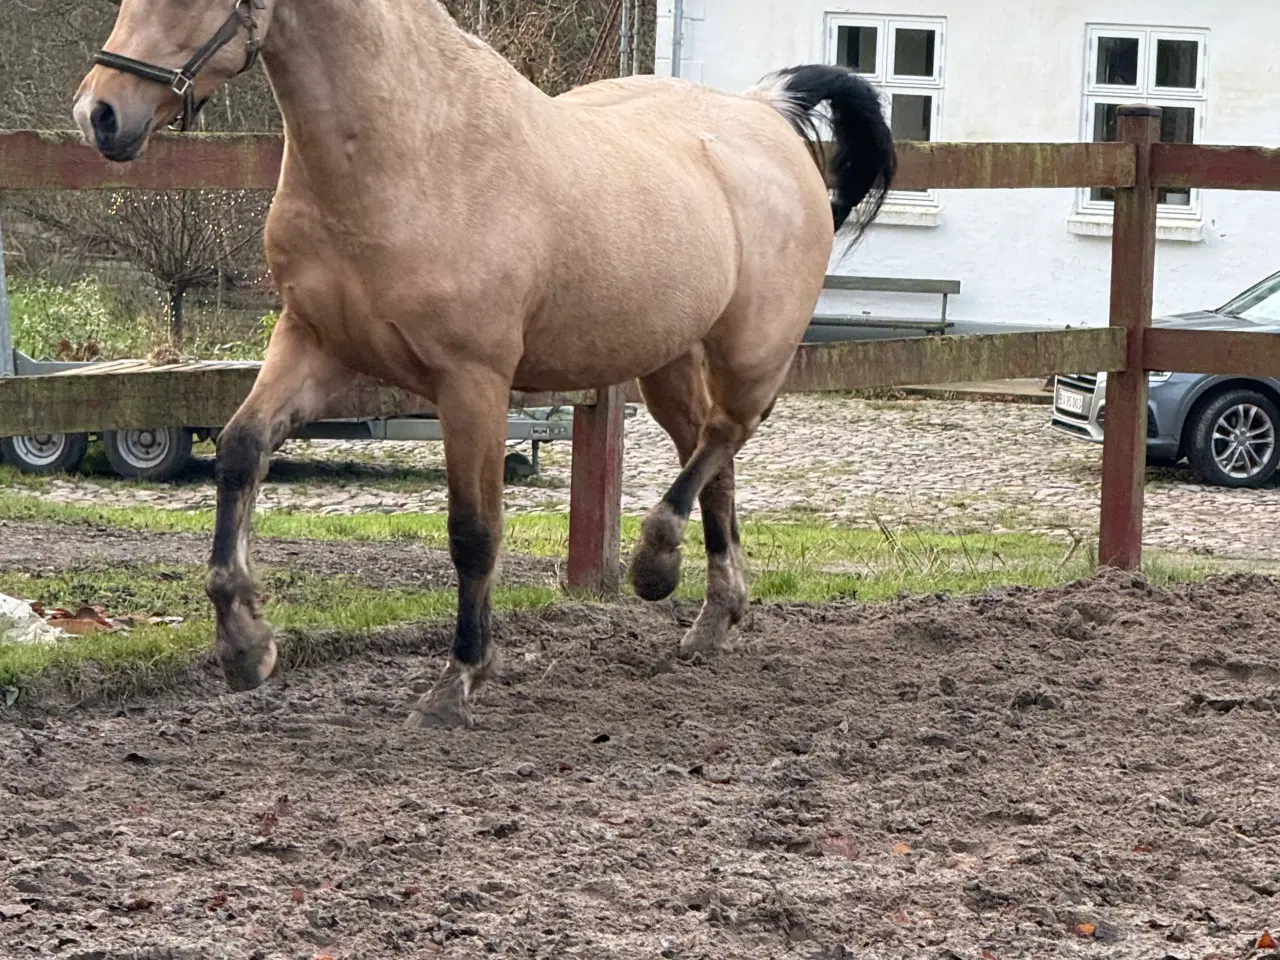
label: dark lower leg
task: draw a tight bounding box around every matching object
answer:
[630,417,744,602]
[207,420,275,690]
[680,463,749,657]
[205,315,343,691]
[406,375,508,730]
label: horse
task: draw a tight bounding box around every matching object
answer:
[73,0,896,728]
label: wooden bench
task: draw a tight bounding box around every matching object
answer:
[811,275,962,335]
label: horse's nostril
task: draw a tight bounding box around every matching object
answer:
[90,101,118,144]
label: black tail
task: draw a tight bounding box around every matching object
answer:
[757,64,896,239]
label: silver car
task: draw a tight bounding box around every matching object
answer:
[1051,270,1280,488]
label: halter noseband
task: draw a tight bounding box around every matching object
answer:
[92,0,264,132]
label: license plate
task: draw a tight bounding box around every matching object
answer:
[1056,388,1086,415]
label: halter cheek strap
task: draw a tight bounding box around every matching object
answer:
[92,0,263,132]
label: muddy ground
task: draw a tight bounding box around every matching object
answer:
[3,570,1280,959]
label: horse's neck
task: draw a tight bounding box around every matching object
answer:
[261,0,538,191]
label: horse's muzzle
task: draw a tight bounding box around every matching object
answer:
[88,101,151,163]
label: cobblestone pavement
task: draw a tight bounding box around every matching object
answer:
[19,394,1280,562]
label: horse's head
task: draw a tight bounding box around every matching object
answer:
[73,0,274,161]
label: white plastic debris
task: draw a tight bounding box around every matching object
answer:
[0,594,64,645]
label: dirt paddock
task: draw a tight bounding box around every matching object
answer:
[3,571,1280,959]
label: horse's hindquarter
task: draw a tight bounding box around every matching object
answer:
[512,81,831,392]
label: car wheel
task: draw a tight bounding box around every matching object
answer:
[0,433,90,475]
[1187,389,1280,488]
[102,427,193,481]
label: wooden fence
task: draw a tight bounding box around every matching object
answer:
[1,109,1278,592]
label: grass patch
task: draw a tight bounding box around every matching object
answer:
[0,563,555,694]
[8,277,275,362]
[0,492,1225,699]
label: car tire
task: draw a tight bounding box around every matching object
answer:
[1187,388,1280,488]
[102,427,193,481]
[0,433,90,475]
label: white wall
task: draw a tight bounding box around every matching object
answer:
[655,0,1280,327]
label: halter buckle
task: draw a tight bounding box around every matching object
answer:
[171,74,195,99]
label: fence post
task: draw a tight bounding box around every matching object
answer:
[567,384,625,595]
[1098,104,1160,570]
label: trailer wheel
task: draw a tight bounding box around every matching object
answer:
[0,433,89,475]
[504,451,536,483]
[102,427,193,482]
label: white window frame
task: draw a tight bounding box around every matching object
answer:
[1078,24,1208,223]
[825,13,946,217]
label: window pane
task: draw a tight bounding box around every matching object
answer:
[1092,101,1119,142]
[1090,103,1119,202]
[890,94,932,140]
[1160,106,1196,144]
[1096,36,1139,85]
[1155,39,1198,88]
[837,25,878,74]
[1158,106,1195,205]
[893,28,936,77]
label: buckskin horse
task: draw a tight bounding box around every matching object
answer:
[73,0,896,728]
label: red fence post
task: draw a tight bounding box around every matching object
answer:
[1098,105,1160,570]
[567,385,625,595]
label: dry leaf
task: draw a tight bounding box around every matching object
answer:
[892,842,911,856]
[207,892,228,911]
[55,618,107,635]
[1258,931,1278,950]
[1075,922,1097,938]
[290,888,306,905]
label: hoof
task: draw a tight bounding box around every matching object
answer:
[630,506,686,602]
[403,661,484,730]
[678,623,730,661]
[218,626,278,692]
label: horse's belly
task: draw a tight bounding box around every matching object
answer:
[513,309,709,392]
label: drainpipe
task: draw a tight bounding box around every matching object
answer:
[0,220,13,378]
[671,0,684,78]
[620,0,631,75]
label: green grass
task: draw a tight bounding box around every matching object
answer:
[8,277,276,362]
[0,562,555,695]
[0,489,1224,700]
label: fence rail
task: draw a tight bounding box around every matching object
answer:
[1,120,1278,591]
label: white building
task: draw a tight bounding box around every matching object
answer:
[656,1,1280,328]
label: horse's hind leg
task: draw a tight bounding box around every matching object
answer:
[206,312,348,691]
[631,350,756,657]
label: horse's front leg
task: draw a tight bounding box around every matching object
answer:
[206,312,346,691]
[405,370,511,729]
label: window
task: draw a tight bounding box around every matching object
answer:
[827,14,945,208]
[1081,25,1207,217]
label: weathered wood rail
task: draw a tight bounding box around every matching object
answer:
[1,125,1279,590]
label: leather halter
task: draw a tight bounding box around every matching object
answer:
[92,0,264,132]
